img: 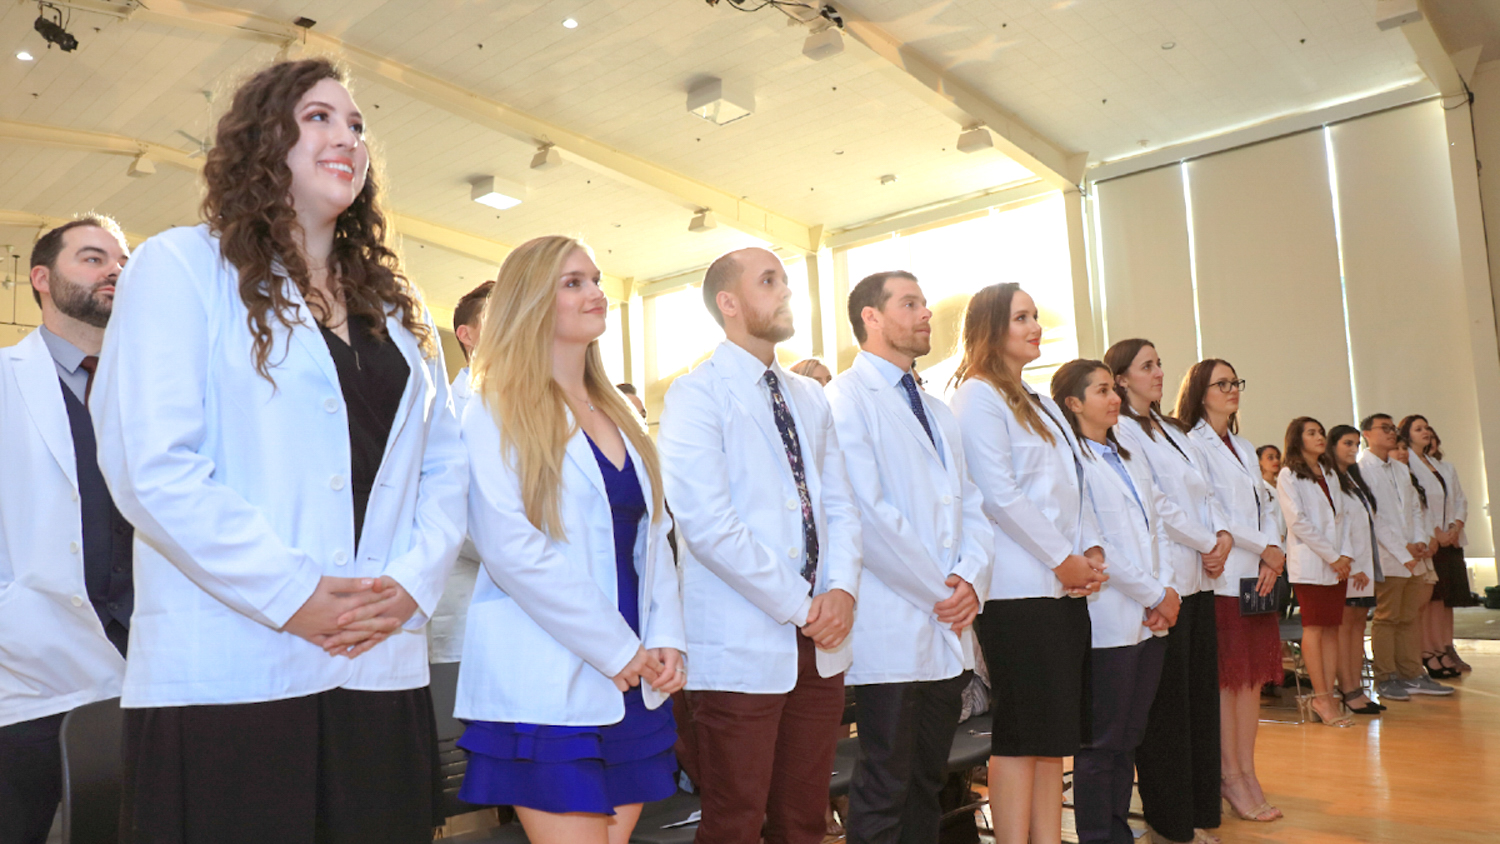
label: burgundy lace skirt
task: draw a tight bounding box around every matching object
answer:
[1214,596,1282,691]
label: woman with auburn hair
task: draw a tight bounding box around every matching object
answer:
[949,283,1108,844]
[1398,416,1472,679]
[1174,360,1285,823]
[1326,424,1384,715]
[1106,339,1231,844]
[455,235,686,844]
[90,59,467,842]
[1276,417,1354,727]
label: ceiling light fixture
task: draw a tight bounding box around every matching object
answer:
[687,77,754,126]
[956,125,993,154]
[470,175,526,210]
[562,17,579,29]
[1161,41,1175,50]
[34,3,78,52]
[530,144,562,171]
[880,174,898,185]
[803,26,843,60]
[689,210,717,232]
[127,153,156,177]
[16,50,34,61]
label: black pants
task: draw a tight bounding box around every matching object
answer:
[120,686,442,844]
[1136,591,1222,842]
[847,672,970,844]
[1074,637,1166,844]
[0,712,66,844]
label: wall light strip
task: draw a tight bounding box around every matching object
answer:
[1180,162,1204,360]
[1323,126,1361,422]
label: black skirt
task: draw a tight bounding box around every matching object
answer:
[975,596,1092,757]
[1431,546,1478,607]
[120,686,443,844]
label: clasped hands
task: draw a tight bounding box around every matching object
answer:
[1058,546,1109,597]
[284,575,419,658]
[1201,531,1233,578]
[610,646,687,695]
[1144,587,1181,633]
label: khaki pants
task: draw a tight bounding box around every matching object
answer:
[1372,576,1425,680]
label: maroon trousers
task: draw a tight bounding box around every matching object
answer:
[688,632,845,844]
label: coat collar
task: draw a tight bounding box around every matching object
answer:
[709,340,796,487]
[850,352,945,467]
[6,328,78,488]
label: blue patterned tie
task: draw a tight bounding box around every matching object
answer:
[899,373,936,449]
[764,370,818,585]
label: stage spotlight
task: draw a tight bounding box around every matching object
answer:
[34,5,78,52]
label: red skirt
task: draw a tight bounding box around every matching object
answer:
[1214,596,1282,691]
[1293,582,1346,627]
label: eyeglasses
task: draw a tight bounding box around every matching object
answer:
[1373,424,1397,434]
[1209,379,1247,394]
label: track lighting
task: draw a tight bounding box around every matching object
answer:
[34,3,78,52]
[803,26,843,60]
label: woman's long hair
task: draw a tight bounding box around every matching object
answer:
[1328,424,1369,502]
[1397,414,1431,455]
[1171,358,1239,434]
[1104,338,1158,440]
[470,236,663,539]
[1282,416,1328,482]
[1051,359,1129,460]
[950,283,1052,443]
[1395,432,1429,510]
[202,58,432,379]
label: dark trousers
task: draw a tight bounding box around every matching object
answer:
[689,633,845,844]
[0,712,66,844]
[847,672,970,844]
[1074,637,1167,844]
[1136,591,1222,841]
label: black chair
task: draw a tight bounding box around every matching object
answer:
[945,712,992,774]
[429,662,530,842]
[58,696,123,844]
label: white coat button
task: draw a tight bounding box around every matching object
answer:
[333,550,348,566]
[69,541,80,554]
[943,538,953,549]
[330,474,346,491]
[324,397,339,413]
[788,547,799,559]
[786,499,798,511]
[71,595,84,607]
[941,494,953,505]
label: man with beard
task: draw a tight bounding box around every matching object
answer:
[825,272,994,844]
[0,216,132,844]
[658,247,863,844]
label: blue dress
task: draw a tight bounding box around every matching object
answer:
[457,436,678,815]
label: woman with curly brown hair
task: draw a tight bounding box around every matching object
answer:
[91,58,467,843]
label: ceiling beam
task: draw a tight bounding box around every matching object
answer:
[822,10,1087,190]
[1403,1,1468,99]
[66,0,820,253]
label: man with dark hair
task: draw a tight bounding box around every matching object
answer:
[617,382,647,419]
[827,271,993,844]
[1,216,131,844]
[427,279,493,663]
[660,247,863,844]
[1358,413,1453,699]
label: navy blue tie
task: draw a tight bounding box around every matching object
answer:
[899,373,936,449]
[764,370,818,586]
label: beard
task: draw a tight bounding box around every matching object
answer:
[746,304,794,344]
[890,328,931,360]
[49,271,112,328]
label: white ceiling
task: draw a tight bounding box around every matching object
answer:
[0,0,1428,314]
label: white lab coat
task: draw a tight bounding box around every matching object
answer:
[91,225,468,708]
[1277,468,1354,586]
[1408,456,1448,544]
[0,329,127,727]
[1260,476,1288,546]
[658,341,863,693]
[1340,482,1378,599]
[825,352,994,685]
[1079,438,1169,649]
[454,400,684,724]
[1356,450,1428,578]
[1432,457,1469,547]
[1114,416,1226,597]
[428,367,481,663]
[1188,422,1282,598]
[950,379,1103,601]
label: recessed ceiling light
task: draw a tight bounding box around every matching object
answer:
[1161,41,1176,50]
[562,18,578,29]
[16,50,33,61]
[470,175,526,210]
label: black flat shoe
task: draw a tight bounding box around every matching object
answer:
[1424,653,1460,679]
[1341,692,1383,715]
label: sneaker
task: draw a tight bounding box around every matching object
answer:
[1404,674,1456,696]
[1375,677,1411,701]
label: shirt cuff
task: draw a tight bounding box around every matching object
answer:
[791,595,813,628]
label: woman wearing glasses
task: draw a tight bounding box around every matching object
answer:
[1175,361,1285,824]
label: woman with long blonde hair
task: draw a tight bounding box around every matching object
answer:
[454,235,686,844]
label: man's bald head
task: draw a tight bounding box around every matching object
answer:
[702,247,779,327]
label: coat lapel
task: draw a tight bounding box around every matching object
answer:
[9,331,78,488]
[373,311,424,471]
[563,415,610,504]
[854,355,943,469]
[281,279,342,394]
[714,350,795,488]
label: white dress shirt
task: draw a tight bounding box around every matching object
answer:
[91,225,468,707]
[826,351,993,684]
[659,340,863,693]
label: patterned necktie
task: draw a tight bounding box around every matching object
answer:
[79,355,99,407]
[899,372,936,448]
[764,370,818,585]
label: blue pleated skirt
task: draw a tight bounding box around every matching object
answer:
[456,687,678,815]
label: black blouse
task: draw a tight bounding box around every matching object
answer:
[319,312,410,544]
